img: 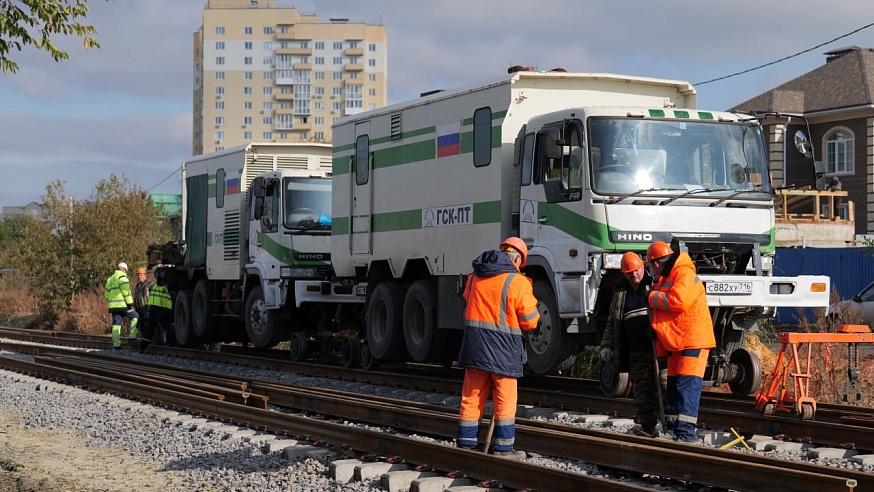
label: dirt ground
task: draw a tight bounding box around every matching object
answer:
[0,410,169,492]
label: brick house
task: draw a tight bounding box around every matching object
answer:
[732,46,874,238]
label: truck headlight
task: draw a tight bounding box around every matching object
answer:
[280,266,317,278]
[603,253,623,270]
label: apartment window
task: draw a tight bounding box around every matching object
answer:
[332,102,342,110]
[333,42,343,49]
[244,101,252,110]
[215,26,225,35]
[263,41,273,50]
[369,74,376,82]
[244,57,253,65]
[215,41,225,50]
[368,43,376,52]
[299,131,308,139]
[263,72,273,80]
[368,88,376,96]
[215,72,225,80]
[315,57,324,65]
[314,117,324,125]
[333,73,342,80]
[262,131,272,139]
[315,102,324,110]
[299,41,309,48]
[368,59,376,67]
[263,27,273,35]
[263,56,273,66]
[348,41,358,49]
[315,87,324,95]
[215,101,224,110]
[346,84,363,110]
[315,41,324,50]
[315,72,324,80]
[215,57,225,65]
[244,42,253,50]
[215,131,224,142]
[243,116,253,125]
[215,86,224,95]
[263,87,272,95]
[332,87,342,96]
[368,103,375,111]
[244,131,252,139]
[244,72,253,80]
[333,117,340,123]
[244,87,252,95]
[244,27,253,35]
[333,57,343,65]
[348,72,357,79]
[275,114,293,129]
[349,56,360,65]
[262,116,272,124]
[262,102,273,110]
[215,116,224,125]
[279,102,290,108]
[280,86,292,94]
[825,128,854,174]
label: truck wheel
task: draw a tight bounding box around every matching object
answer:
[526,280,580,375]
[192,280,213,338]
[728,348,762,396]
[366,282,407,361]
[340,336,361,368]
[174,289,194,347]
[403,279,445,362]
[289,331,308,362]
[599,359,632,398]
[360,341,379,371]
[245,286,282,348]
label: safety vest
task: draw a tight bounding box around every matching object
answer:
[648,252,715,352]
[148,284,173,309]
[105,269,134,310]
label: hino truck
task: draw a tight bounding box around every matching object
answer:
[317,69,830,395]
[147,142,347,354]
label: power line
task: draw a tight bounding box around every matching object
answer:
[694,21,874,86]
[147,165,182,193]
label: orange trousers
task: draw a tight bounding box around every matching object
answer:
[457,368,518,451]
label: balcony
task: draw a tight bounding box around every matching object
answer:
[275,47,312,56]
[274,92,294,101]
[294,63,312,70]
[344,48,363,57]
[344,63,363,72]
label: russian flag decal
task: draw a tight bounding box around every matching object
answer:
[436,122,460,158]
[226,177,240,195]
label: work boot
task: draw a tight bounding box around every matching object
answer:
[631,426,656,438]
[491,449,526,460]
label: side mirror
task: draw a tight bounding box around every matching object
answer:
[544,128,563,159]
[252,176,266,198]
[794,130,812,158]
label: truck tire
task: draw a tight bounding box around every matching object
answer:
[192,280,213,338]
[526,280,580,375]
[366,282,407,361]
[245,286,282,348]
[403,279,446,362]
[174,289,194,347]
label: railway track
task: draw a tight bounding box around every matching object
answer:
[0,329,870,491]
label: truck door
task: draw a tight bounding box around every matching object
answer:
[351,121,373,255]
[518,131,541,246]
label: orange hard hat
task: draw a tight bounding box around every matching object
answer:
[647,241,674,262]
[136,267,147,275]
[499,237,528,268]
[620,252,644,273]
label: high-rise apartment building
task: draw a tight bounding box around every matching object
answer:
[193,0,387,154]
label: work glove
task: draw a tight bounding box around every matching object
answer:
[600,348,613,363]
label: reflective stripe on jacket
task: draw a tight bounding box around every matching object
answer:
[148,284,173,309]
[647,252,715,352]
[105,269,134,310]
[457,250,540,378]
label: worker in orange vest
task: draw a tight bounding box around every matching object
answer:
[456,237,540,458]
[646,241,715,442]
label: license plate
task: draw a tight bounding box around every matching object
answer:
[705,281,753,295]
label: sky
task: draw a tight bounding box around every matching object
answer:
[1,0,873,208]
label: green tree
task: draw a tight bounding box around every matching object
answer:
[12,174,170,322]
[0,0,108,74]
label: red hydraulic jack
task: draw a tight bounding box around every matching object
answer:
[755,325,874,420]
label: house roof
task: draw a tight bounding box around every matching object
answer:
[731,46,874,114]
[150,194,182,217]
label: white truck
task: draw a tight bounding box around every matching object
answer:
[317,69,830,394]
[148,142,350,355]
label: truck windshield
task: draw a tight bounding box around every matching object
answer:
[283,177,332,230]
[588,118,770,196]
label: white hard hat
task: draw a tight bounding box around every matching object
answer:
[117,262,129,271]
